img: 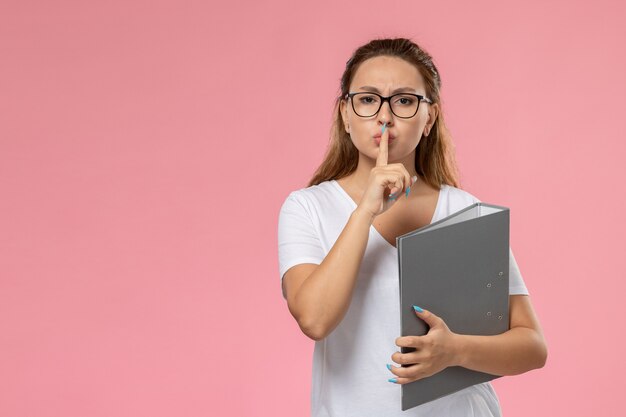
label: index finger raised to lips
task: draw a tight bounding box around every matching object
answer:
[376,124,389,167]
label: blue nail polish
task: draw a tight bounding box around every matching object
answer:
[413,305,424,313]
[388,378,397,383]
[382,124,386,133]
[406,186,410,197]
[386,364,392,371]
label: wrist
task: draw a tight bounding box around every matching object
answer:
[451,333,467,368]
[352,207,375,225]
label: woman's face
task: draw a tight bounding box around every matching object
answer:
[340,55,438,163]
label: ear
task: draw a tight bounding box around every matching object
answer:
[340,98,350,133]
[426,102,439,131]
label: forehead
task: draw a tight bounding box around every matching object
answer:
[350,56,425,92]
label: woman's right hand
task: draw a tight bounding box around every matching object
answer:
[357,124,417,218]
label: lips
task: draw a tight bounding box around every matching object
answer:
[373,133,396,140]
[374,133,395,145]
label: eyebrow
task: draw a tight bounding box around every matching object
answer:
[358,86,418,94]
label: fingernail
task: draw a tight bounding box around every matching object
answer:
[405,187,410,198]
[382,124,386,134]
[386,363,392,371]
[388,378,397,383]
[413,305,424,313]
[412,175,418,184]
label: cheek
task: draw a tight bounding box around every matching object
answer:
[349,123,368,137]
[407,121,427,138]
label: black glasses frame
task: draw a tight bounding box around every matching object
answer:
[344,92,433,119]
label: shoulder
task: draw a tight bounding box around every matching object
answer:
[280,180,337,215]
[283,180,336,204]
[441,183,481,211]
[445,184,481,202]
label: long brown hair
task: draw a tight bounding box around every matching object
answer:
[307,38,461,189]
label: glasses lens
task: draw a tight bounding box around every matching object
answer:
[351,93,419,118]
[390,94,420,118]
[352,93,381,117]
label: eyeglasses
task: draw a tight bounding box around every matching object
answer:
[344,92,433,119]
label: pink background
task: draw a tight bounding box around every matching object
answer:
[1,1,624,416]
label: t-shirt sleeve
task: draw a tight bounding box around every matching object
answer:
[277,193,325,298]
[509,247,529,295]
[465,191,529,296]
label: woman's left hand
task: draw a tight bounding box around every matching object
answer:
[388,307,461,384]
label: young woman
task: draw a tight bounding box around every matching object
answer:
[277,38,547,417]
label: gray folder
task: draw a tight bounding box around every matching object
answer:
[396,202,510,411]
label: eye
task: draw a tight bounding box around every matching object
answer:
[395,96,415,105]
[358,94,379,104]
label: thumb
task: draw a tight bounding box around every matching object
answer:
[413,305,441,327]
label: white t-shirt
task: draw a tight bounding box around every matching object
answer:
[277,179,529,417]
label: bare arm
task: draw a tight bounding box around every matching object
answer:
[283,207,374,341]
[283,123,414,341]
[453,294,548,375]
[390,295,548,383]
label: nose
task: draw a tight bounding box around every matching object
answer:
[377,98,393,125]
